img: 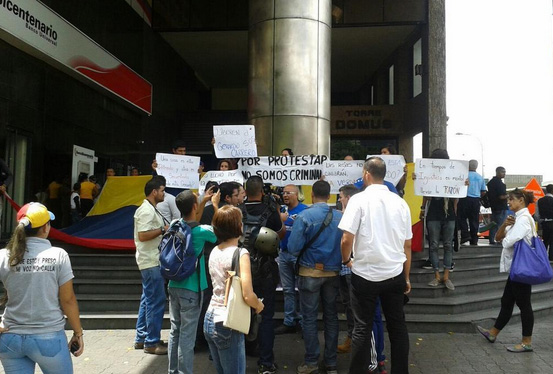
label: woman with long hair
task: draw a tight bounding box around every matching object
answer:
[204,205,264,374]
[477,189,537,352]
[0,202,83,373]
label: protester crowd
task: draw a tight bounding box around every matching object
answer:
[1,142,552,374]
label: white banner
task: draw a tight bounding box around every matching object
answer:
[322,160,364,193]
[236,155,328,186]
[365,155,406,186]
[414,159,469,197]
[198,170,244,195]
[155,153,200,189]
[213,125,257,158]
[0,0,152,114]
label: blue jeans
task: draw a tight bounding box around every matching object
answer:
[203,310,246,374]
[135,266,167,347]
[278,251,301,327]
[168,287,201,374]
[298,275,339,367]
[427,220,455,271]
[0,330,72,374]
[350,272,409,374]
[490,210,508,243]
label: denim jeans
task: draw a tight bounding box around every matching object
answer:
[298,275,339,367]
[203,310,246,374]
[0,330,72,374]
[135,266,167,347]
[350,272,409,374]
[168,287,201,374]
[277,251,301,327]
[490,210,508,243]
[427,220,455,271]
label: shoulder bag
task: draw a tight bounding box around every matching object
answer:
[510,216,553,285]
[223,247,251,334]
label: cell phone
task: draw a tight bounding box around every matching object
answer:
[70,341,80,355]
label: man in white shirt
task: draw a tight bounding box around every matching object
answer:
[133,177,169,355]
[339,157,412,374]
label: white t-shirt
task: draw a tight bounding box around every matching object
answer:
[134,199,164,270]
[208,245,249,323]
[0,237,74,334]
[70,192,80,210]
[338,184,412,282]
[499,208,535,273]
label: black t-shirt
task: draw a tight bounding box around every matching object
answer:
[244,201,283,234]
[487,177,507,211]
[426,197,456,222]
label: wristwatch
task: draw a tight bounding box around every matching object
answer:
[160,227,166,234]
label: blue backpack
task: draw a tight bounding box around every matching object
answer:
[159,220,201,281]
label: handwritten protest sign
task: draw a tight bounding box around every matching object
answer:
[213,125,257,158]
[322,160,364,193]
[414,158,469,197]
[237,155,328,186]
[155,153,200,189]
[198,170,244,195]
[366,155,406,186]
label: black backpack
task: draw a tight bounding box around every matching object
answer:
[239,204,279,286]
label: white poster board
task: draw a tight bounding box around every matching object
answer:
[366,155,406,186]
[198,170,244,195]
[213,125,257,158]
[322,160,365,193]
[155,153,200,189]
[72,145,97,185]
[237,155,328,186]
[414,159,469,197]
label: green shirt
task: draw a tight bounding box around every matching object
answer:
[168,224,217,292]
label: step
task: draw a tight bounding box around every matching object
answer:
[408,264,501,283]
[69,253,137,267]
[76,312,171,330]
[76,294,154,312]
[404,298,553,333]
[72,266,141,280]
[404,282,553,315]
[410,274,507,298]
[411,253,501,270]
[73,279,143,295]
[412,243,502,259]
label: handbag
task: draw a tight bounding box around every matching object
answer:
[223,247,251,334]
[509,217,553,285]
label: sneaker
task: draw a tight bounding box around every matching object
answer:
[444,279,455,290]
[297,363,318,374]
[274,323,297,335]
[144,343,168,355]
[428,278,441,287]
[325,366,338,374]
[421,259,433,269]
[476,325,496,343]
[259,364,277,374]
[133,341,144,349]
[378,361,388,374]
[449,262,455,272]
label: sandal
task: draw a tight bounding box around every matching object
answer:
[506,343,533,353]
[476,326,496,343]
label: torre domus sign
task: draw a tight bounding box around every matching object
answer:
[331,106,402,135]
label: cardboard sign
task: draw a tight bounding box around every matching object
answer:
[155,153,200,189]
[213,125,257,158]
[524,178,545,215]
[366,155,406,186]
[198,170,244,195]
[237,155,328,186]
[322,160,365,193]
[414,159,469,197]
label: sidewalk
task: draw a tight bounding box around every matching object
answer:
[3,317,553,374]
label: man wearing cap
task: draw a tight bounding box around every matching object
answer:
[0,157,13,235]
[287,180,343,374]
[133,177,169,355]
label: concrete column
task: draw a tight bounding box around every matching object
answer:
[426,0,447,154]
[248,0,331,156]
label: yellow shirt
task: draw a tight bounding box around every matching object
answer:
[79,181,97,200]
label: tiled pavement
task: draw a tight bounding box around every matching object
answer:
[3,317,552,374]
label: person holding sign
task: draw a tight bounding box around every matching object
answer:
[420,149,457,291]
